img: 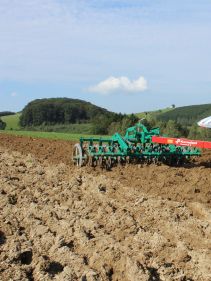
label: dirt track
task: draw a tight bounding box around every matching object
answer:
[0,134,211,280]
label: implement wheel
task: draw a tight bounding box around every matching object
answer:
[72,144,83,167]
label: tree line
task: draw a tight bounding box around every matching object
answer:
[0,111,15,117]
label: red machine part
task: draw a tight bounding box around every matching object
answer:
[152,136,211,149]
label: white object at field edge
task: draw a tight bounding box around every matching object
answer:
[197,116,211,128]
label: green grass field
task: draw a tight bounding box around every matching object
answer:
[1,113,21,130]
[0,129,109,141]
[1,113,94,134]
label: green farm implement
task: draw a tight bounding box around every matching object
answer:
[72,122,211,169]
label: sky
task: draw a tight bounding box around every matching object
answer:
[0,0,211,113]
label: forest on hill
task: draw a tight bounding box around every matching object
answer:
[20,98,110,126]
[157,104,211,126]
[150,103,211,140]
[19,98,138,135]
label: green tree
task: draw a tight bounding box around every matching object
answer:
[188,124,201,139]
[92,115,110,134]
[108,121,122,135]
[163,120,186,137]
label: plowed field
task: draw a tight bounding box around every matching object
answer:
[0,134,211,281]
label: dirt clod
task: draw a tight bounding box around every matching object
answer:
[45,261,64,277]
[19,250,33,265]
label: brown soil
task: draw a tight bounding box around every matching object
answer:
[0,134,211,280]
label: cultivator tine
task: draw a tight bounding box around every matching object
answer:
[98,156,103,168]
[126,156,130,165]
[106,157,112,170]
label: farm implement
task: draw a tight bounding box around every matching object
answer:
[72,122,211,169]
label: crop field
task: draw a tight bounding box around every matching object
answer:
[0,132,211,281]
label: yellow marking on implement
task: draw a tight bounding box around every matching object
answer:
[167,139,173,144]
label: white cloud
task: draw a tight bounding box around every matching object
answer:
[11,92,17,97]
[88,76,148,95]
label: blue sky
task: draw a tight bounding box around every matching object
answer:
[0,0,210,113]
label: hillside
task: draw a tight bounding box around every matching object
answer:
[17,98,131,135]
[20,98,113,127]
[135,107,173,120]
[157,103,211,126]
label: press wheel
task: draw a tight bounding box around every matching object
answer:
[72,144,83,167]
